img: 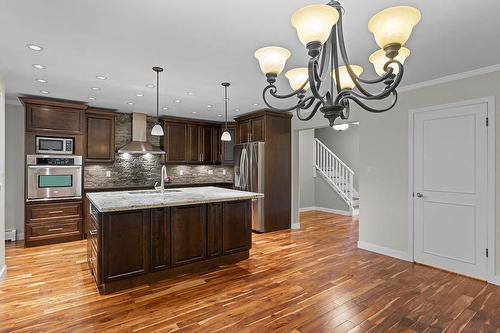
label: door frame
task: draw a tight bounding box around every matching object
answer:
[408,96,496,282]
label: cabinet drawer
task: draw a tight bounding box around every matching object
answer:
[28,202,82,221]
[29,219,81,238]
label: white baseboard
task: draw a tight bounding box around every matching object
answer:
[488,276,500,286]
[291,223,301,230]
[0,265,6,282]
[357,241,412,262]
[17,232,24,241]
[300,206,353,216]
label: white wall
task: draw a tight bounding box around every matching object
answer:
[299,129,315,208]
[292,67,500,277]
[5,104,24,239]
[0,71,6,281]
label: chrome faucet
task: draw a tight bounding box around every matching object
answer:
[154,165,168,193]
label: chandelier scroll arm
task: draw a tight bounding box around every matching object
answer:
[296,100,323,121]
[339,90,399,113]
[263,85,320,112]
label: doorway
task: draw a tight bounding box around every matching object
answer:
[409,97,495,281]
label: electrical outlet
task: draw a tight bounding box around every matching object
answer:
[208,169,213,175]
[222,169,226,175]
[179,170,184,176]
[106,171,111,177]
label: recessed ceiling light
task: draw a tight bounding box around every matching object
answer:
[253,103,259,106]
[207,104,213,108]
[88,97,96,100]
[32,64,46,70]
[40,90,50,94]
[146,84,155,88]
[26,44,43,51]
[191,111,197,114]
[187,92,196,95]
[127,102,134,105]
[96,75,107,80]
[91,87,101,91]
[35,78,47,83]
[234,108,240,112]
[136,93,144,97]
[174,99,181,103]
[217,114,223,117]
[163,107,168,110]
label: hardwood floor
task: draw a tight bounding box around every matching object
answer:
[1,211,500,332]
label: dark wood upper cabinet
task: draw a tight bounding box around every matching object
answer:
[21,97,86,135]
[187,124,201,162]
[162,122,187,163]
[201,126,213,163]
[212,127,222,164]
[85,109,115,163]
[171,204,207,266]
[238,117,265,143]
[239,120,251,143]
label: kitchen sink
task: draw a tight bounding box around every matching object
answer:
[127,189,182,195]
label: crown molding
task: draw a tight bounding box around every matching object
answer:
[398,64,500,93]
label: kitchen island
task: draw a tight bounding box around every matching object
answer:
[86,187,263,294]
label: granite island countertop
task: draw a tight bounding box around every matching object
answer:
[87,186,263,213]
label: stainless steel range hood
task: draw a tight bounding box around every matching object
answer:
[118,113,165,155]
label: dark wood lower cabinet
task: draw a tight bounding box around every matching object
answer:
[88,200,252,294]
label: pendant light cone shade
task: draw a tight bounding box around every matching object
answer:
[220,82,232,142]
[332,123,349,131]
[332,65,364,90]
[285,67,310,91]
[369,47,410,76]
[221,130,231,141]
[151,124,164,136]
[368,6,421,48]
[151,66,164,136]
[254,47,291,75]
[291,4,339,46]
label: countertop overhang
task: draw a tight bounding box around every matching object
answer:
[86,186,264,213]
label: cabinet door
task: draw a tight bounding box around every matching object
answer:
[102,210,150,282]
[26,104,84,134]
[187,124,201,162]
[171,205,207,266]
[221,127,236,165]
[201,126,213,163]
[207,203,222,257]
[212,127,222,164]
[251,117,265,142]
[86,112,115,163]
[150,208,171,271]
[222,200,252,255]
[164,122,187,163]
[239,121,251,143]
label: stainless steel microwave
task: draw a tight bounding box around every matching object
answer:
[36,136,74,155]
[26,155,82,201]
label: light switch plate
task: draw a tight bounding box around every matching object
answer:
[208,169,213,175]
[222,169,226,175]
[179,170,184,176]
[106,171,111,177]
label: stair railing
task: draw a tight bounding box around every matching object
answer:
[313,138,354,206]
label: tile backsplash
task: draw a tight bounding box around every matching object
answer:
[84,113,233,189]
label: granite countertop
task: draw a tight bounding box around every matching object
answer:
[84,181,234,192]
[87,186,263,213]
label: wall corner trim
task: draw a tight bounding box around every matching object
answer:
[291,223,301,230]
[357,241,412,262]
[0,265,6,282]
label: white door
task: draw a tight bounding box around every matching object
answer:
[413,101,488,280]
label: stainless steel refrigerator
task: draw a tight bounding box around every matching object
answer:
[234,142,265,232]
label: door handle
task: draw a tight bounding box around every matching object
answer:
[416,192,424,198]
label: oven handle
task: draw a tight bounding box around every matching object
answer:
[27,165,82,169]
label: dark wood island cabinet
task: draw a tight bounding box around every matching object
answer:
[87,187,261,294]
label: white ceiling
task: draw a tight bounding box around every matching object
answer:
[1,0,499,120]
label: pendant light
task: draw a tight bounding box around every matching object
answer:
[220,82,232,141]
[151,66,164,136]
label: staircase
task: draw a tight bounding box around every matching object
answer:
[313,138,359,215]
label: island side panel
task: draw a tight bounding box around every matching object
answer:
[150,207,171,272]
[222,200,252,255]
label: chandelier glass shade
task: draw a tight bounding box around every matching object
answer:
[254,2,421,126]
